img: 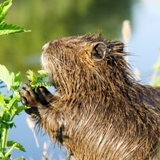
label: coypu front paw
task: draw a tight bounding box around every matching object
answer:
[20,86,53,114]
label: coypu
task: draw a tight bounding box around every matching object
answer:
[20,34,160,160]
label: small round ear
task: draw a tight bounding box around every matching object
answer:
[91,42,106,61]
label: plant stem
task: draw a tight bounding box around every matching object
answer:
[5,143,17,157]
[2,126,9,155]
[1,114,10,156]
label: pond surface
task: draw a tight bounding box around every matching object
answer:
[0,0,160,159]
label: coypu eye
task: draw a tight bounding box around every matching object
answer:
[91,42,106,61]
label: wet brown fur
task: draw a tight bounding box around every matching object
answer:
[22,34,160,160]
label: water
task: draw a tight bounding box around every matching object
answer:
[129,0,160,83]
[0,0,160,159]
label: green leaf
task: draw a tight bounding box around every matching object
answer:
[0,93,11,117]
[0,118,13,127]
[7,141,26,152]
[0,64,12,91]
[0,65,22,92]
[7,95,18,110]
[26,70,37,83]
[26,70,50,91]
[0,94,6,108]
[0,152,5,159]
[1,95,19,117]
[5,99,27,118]
[38,70,49,77]
[0,22,31,36]
[6,97,26,118]
[0,157,10,160]
[11,72,22,91]
[14,105,28,116]
[0,0,12,23]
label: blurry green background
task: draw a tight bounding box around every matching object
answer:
[0,0,160,159]
[0,0,133,78]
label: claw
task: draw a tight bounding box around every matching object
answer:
[20,96,28,105]
[20,85,54,117]
[24,86,37,99]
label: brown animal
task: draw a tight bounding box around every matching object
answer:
[20,34,160,160]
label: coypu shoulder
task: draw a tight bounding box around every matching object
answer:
[21,34,160,160]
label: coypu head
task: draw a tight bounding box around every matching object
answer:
[41,34,133,97]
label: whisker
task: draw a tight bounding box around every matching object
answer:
[51,55,73,72]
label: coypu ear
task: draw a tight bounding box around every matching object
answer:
[91,42,106,61]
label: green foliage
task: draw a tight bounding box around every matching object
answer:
[0,64,21,92]
[26,70,50,91]
[0,0,52,159]
[0,0,12,23]
[7,141,26,152]
[0,0,30,36]
[0,65,27,159]
[0,64,49,159]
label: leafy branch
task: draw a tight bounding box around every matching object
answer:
[0,64,27,159]
[0,0,30,36]
[0,65,49,159]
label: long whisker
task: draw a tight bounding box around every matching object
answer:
[50,57,70,93]
[51,55,73,72]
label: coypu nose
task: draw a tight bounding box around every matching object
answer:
[42,42,49,51]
